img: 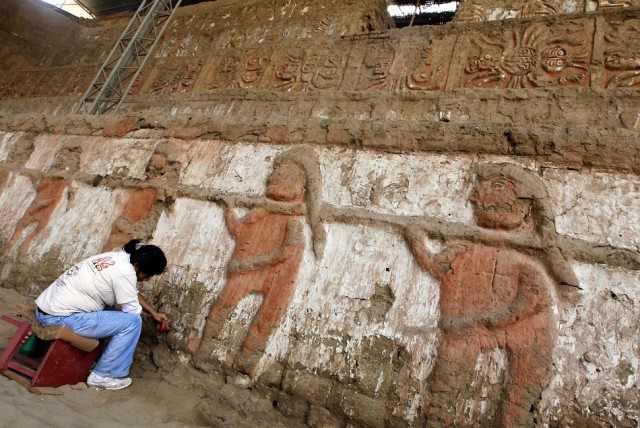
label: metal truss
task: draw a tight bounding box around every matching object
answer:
[75,0,182,115]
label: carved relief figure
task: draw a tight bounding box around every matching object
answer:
[237,57,269,89]
[362,46,446,91]
[148,60,204,94]
[312,18,335,37]
[202,56,240,90]
[603,21,640,87]
[300,52,344,91]
[605,50,640,87]
[300,53,322,91]
[148,67,176,94]
[404,164,577,427]
[592,0,632,9]
[4,178,68,259]
[455,4,484,23]
[464,50,505,87]
[464,24,590,88]
[200,55,269,90]
[273,51,304,91]
[362,45,395,90]
[521,0,557,17]
[179,59,205,91]
[404,48,446,91]
[197,147,325,374]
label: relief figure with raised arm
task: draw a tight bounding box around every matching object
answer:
[405,164,577,427]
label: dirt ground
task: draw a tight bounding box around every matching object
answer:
[0,288,302,428]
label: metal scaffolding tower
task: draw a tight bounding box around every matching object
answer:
[75,0,182,115]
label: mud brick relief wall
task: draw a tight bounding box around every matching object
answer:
[1,0,640,426]
[456,0,640,23]
[0,0,392,102]
[3,2,640,107]
[133,7,640,94]
[1,128,640,426]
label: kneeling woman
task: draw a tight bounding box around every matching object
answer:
[35,239,168,390]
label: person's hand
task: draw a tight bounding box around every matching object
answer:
[403,221,423,244]
[220,196,235,210]
[152,312,172,332]
[152,312,168,323]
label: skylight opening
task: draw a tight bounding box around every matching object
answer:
[40,0,95,19]
[387,1,458,26]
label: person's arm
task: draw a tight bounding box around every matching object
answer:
[481,262,546,329]
[226,217,304,275]
[221,198,238,237]
[403,223,464,280]
[404,224,440,278]
[138,292,167,323]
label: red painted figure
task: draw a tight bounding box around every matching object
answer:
[4,177,68,258]
[199,158,307,373]
[405,173,556,427]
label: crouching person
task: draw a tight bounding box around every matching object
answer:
[34,239,168,390]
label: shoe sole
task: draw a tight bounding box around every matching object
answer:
[87,380,132,390]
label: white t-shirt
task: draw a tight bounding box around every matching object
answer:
[36,250,140,316]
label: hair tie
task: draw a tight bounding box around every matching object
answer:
[135,242,145,251]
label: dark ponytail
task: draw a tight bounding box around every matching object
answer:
[123,239,167,277]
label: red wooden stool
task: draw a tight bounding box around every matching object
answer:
[0,315,101,387]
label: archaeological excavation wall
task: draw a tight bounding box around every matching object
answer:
[1,0,640,426]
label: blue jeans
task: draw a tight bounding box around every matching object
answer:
[36,309,142,378]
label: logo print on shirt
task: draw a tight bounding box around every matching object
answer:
[92,256,115,271]
[54,264,79,287]
[65,265,79,277]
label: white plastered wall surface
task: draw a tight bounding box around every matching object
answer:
[0,134,639,423]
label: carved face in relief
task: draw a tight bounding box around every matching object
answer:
[365,49,393,76]
[501,47,537,76]
[266,162,306,202]
[276,53,303,81]
[301,54,321,74]
[470,176,531,230]
[220,56,239,72]
[465,53,500,73]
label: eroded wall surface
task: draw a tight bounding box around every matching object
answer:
[2,0,640,106]
[456,0,640,22]
[1,0,640,426]
[0,129,638,426]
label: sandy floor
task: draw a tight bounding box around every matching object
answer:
[0,287,305,428]
[0,288,211,428]
[0,375,211,428]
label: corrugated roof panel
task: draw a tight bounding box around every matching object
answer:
[76,0,141,17]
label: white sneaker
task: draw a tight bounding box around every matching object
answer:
[87,372,132,390]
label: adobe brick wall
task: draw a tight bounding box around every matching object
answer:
[1,0,640,426]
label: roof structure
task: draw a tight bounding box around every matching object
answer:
[70,0,206,17]
[63,0,457,25]
[390,0,458,26]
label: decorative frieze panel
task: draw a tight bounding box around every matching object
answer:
[602,18,640,88]
[3,7,640,99]
[461,21,592,88]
